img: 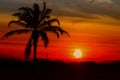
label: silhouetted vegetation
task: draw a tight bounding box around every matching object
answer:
[2,2,69,62]
[0,58,120,80]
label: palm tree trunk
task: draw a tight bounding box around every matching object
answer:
[33,40,37,62]
[32,29,39,76]
[32,29,38,62]
[33,39,38,76]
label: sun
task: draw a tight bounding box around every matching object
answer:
[73,49,82,59]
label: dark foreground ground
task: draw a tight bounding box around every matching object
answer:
[0,58,120,80]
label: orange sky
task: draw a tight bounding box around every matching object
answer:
[0,0,120,62]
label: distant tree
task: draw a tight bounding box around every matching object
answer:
[2,2,69,62]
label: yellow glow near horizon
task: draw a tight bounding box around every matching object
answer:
[73,49,83,59]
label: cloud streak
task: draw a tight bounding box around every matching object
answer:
[0,0,120,23]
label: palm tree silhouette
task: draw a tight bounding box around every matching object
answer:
[2,2,69,62]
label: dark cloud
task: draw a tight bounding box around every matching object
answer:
[0,0,43,13]
[111,0,120,5]
[77,2,120,20]
[0,0,28,13]
[45,0,120,20]
[1,0,120,22]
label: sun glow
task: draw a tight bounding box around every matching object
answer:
[73,49,83,59]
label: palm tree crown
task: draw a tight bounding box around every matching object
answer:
[2,2,69,61]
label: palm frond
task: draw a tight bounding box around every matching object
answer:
[33,3,40,11]
[42,28,60,38]
[8,20,26,27]
[12,12,27,21]
[2,29,32,39]
[38,19,60,28]
[40,8,52,20]
[45,9,52,15]
[51,30,60,38]
[33,3,40,21]
[18,7,34,18]
[39,15,50,22]
[41,2,47,16]
[38,21,49,28]
[61,29,70,37]
[49,26,69,36]
[18,9,33,24]
[12,12,23,18]
[18,7,33,14]
[39,31,49,48]
[8,20,34,29]
[47,19,60,26]
[38,9,52,26]
[25,36,32,60]
[14,7,35,28]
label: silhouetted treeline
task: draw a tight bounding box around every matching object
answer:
[0,58,120,80]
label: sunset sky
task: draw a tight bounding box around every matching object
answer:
[0,0,120,62]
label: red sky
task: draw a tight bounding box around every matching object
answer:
[0,0,120,62]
